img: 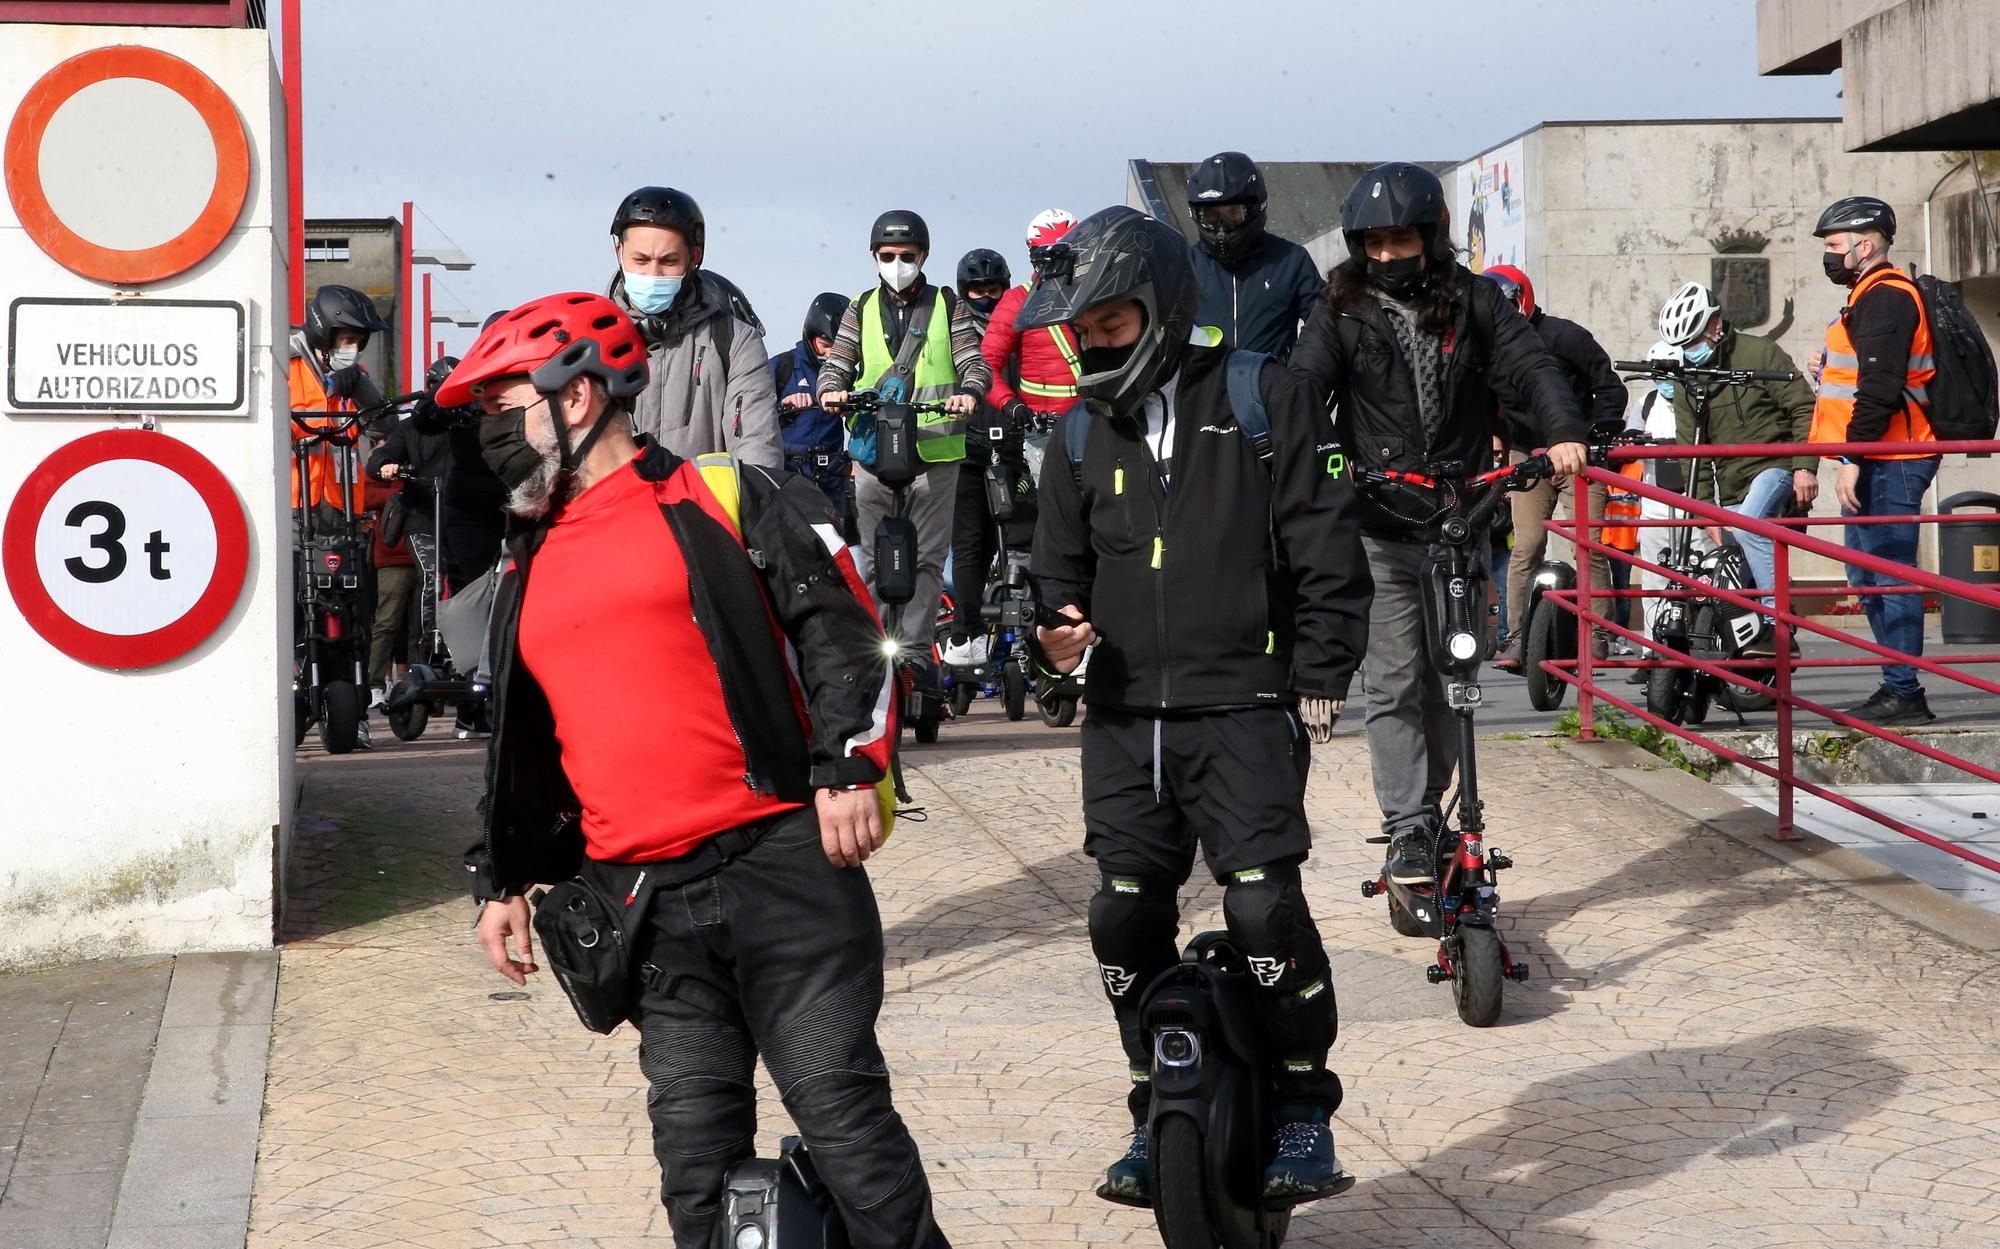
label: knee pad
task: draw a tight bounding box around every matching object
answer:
[1221,863,1330,995]
[1088,872,1179,1004]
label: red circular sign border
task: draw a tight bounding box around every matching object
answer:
[3,45,252,286]
[3,429,250,669]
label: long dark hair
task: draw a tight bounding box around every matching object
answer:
[1322,229,1463,338]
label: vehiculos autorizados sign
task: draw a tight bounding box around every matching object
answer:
[7,297,247,415]
[3,429,248,668]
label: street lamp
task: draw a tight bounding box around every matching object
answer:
[404,200,476,380]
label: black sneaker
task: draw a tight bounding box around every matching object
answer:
[1845,684,1898,719]
[1854,688,1935,728]
[1262,1111,1355,1205]
[1096,1125,1149,1207]
[1386,832,1432,886]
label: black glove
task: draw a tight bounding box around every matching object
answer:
[326,365,365,400]
[1003,398,1035,437]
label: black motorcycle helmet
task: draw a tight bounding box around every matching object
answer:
[870,209,930,254]
[1813,195,1896,242]
[611,186,706,255]
[303,284,390,355]
[956,248,1011,290]
[1340,162,1448,261]
[423,355,459,392]
[1186,150,1268,263]
[802,292,850,349]
[1016,206,1200,424]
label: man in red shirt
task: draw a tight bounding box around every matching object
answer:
[443,293,947,1249]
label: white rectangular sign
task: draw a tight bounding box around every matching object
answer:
[6,298,247,416]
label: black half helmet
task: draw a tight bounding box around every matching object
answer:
[423,354,459,392]
[956,247,1011,290]
[1187,150,1268,262]
[303,284,391,354]
[1016,206,1200,424]
[1814,195,1897,243]
[611,186,706,255]
[803,291,850,345]
[1340,162,1448,261]
[870,209,930,254]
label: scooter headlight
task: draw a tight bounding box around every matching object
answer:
[1447,631,1480,661]
[734,1226,766,1249]
[1155,1029,1200,1069]
[880,638,903,659]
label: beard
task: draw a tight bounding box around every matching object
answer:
[502,419,565,519]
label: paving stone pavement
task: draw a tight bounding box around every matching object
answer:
[255,709,2000,1248]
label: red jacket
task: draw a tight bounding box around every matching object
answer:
[982,281,1082,416]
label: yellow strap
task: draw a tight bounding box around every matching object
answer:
[1046,324,1081,375]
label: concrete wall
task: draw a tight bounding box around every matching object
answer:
[0,25,289,970]
[1756,0,1898,73]
[1844,0,2000,151]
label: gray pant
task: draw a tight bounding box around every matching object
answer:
[1359,534,1456,836]
[855,458,958,649]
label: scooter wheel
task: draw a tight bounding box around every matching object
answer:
[913,717,940,745]
[1151,1116,1215,1249]
[1039,694,1077,728]
[387,700,429,742]
[1646,662,1687,725]
[1524,598,1568,712]
[1452,925,1505,1028]
[293,694,311,748]
[1388,896,1428,938]
[1001,664,1027,722]
[949,682,975,717]
[321,681,362,755]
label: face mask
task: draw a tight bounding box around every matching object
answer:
[967,295,1000,316]
[878,258,920,292]
[1366,254,1426,299]
[328,345,360,371]
[624,271,683,315]
[1684,339,1716,366]
[1079,341,1139,378]
[1823,249,1861,287]
[1657,382,1677,401]
[479,398,556,493]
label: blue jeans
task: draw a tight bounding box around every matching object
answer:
[1846,456,1940,697]
[1726,466,1796,604]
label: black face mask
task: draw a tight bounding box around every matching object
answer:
[478,398,552,490]
[967,295,1001,316]
[1823,250,1861,287]
[1367,254,1427,299]
[1079,341,1139,378]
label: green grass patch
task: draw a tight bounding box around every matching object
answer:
[1555,708,1720,779]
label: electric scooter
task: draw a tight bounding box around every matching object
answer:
[840,389,952,745]
[1609,358,1797,723]
[1352,455,1547,1027]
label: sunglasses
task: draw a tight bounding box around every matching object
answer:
[877,250,921,264]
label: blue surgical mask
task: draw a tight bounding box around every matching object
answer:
[1684,339,1715,366]
[1657,382,1677,401]
[624,271,683,315]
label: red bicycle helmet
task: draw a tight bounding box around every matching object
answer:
[1482,264,1535,317]
[436,292,648,407]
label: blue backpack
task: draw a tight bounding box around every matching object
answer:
[1062,349,1273,486]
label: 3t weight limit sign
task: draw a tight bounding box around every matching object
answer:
[4,430,247,668]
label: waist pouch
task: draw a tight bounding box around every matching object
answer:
[530,878,635,1035]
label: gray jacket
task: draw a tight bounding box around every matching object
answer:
[610,271,782,468]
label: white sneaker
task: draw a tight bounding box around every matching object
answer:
[368,685,388,711]
[941,636,989,667]
[354,717,374,750]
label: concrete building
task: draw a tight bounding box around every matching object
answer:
[301,216,404,389]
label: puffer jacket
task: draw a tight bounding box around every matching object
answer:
[610,271,783,468]
[982,281,1082,417]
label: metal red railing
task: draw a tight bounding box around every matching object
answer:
[1536,439,2000,867]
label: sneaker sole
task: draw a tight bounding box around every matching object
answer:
[1265,1171,1357,1208]
[1095,1182,1151,1209]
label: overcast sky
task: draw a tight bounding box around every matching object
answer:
[283,0,1842,358]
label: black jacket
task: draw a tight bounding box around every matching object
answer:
[1031,345,1372,709]
[1289,264,1587,535]
[1522,309,1627,441]
[365,415,450,534]
[465,440,892,901]
[1192,234,1326,362]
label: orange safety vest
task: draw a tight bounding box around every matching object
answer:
[1602,461,1644,552]
[288,356,365,511]
[1809,264,1936,459]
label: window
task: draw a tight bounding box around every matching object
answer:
[304,238,351,262]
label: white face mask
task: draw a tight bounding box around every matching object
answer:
[877,258,920,292]
[328,345,360,371]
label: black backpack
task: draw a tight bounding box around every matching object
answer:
[1879,273,1999,442]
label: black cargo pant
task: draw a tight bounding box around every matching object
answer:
[1081,705,1341,1126]
[602,808,947,1249]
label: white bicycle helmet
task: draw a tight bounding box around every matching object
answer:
[1657,282,1720,348]
[1646,339,1684,365]
[1026,208,1078,250]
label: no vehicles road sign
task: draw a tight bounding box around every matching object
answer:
[3,429,248,668]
